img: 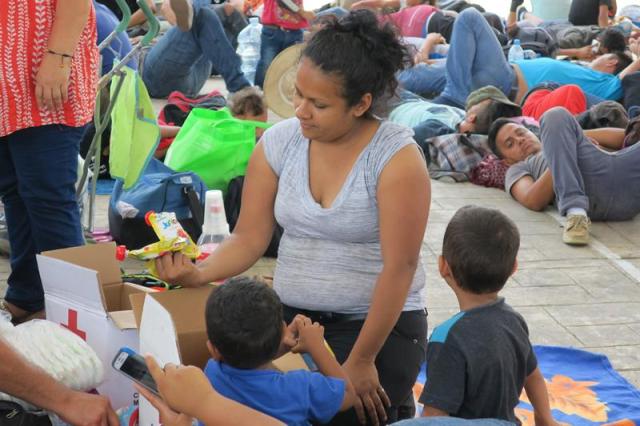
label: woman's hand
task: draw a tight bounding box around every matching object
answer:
[34,52,72,112]
[343,357,390,425]
[155,252,204,287]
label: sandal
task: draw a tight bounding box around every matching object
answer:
[0,299,45,325]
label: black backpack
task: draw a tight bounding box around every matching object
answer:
[504,27,558,58]
[224,176,282,258]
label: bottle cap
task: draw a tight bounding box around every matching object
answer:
[249,16,259,25]
[115,245,127,261]
[202,190,230,235]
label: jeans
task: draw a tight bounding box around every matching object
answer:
[622,71,640,114]
[283,307,428,424]
[254,26,303,88]
[393,418,515,425]
[398,62,448,99]
[0,125,85,312]
[143,3,250,98]
[403,8,515,108]
[541,107,640,220]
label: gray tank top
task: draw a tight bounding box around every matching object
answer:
[262,118,426,314]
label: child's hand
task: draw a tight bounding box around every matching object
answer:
[275,315,306,357]
[291,316,325,354]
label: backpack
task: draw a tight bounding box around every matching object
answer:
[224,176,282,258]
[504,27,558,58]
[0,401,51,426]
[108,159,206,249]
[156,90,227,156]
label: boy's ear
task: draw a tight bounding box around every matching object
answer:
[511,258,519,276]
[207,341,223,361]
[438,255,450,279]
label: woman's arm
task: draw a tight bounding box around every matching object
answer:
[36,0,92,111]
[155,142,279,287]
[344,143,430,424]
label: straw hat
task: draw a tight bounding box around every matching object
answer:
[263,43,304,119]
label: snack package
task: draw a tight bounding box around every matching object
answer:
[116,211,200,277]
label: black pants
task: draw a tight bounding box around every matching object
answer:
[283,306,428,425]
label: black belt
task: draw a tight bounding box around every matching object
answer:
[282,304,368,324]
[263,24,301,32]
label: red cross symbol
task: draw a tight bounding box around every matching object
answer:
[62,309,87,341]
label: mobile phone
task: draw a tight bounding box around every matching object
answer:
[112,347,160,396]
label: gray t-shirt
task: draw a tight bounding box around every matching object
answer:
[419,298,537,423]
[504,152,548,197]
[262,118,426,314]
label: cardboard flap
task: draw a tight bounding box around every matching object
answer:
[273,353,310,372]
[37,255,107,314]
[41,243,122,286]
[139,296,182,365]
[109,310,138,330]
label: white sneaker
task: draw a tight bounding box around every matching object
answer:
[562,214,591,246]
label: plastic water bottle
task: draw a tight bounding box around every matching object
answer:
[508,39,525,62]
[236,17,262,85]
[197,190,230,261]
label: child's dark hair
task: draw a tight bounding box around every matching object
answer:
[228,86,266,117]
[302,9,413,117]
[205,276,283,369]
[443,206,520,294]
[612,51,633,75]
[598,27,626,54]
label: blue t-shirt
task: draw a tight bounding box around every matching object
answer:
[515,58,622,100]
[203,359,345,426]
[95,1,137,75]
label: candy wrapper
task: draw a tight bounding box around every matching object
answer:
[116,211,200,277]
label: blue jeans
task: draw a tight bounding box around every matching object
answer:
[393,418,515,425]
[398,62,448,99]
[401,8,515,108]
[0,125,85,312]
[541,107,640,220]
[254,26,303,88]
[143,3,250,98]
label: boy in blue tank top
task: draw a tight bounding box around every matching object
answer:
[202,277,356,426]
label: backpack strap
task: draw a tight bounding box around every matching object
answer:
[183,186,204,235]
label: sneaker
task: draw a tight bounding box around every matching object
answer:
[170,0,193,32]
[562,214,591,246]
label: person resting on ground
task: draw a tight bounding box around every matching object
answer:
[489,107,638,245]
[398,7,638,109]
[141,0,250,98]
[417,206,558,425]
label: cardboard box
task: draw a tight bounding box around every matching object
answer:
[37,243,154,409]
[132,286,311,425]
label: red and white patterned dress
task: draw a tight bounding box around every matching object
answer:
[0,0,98,138]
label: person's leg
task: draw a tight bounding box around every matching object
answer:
[397,63,448,99]
[1,125,85,313]
[144,5,249,97]
[437,8,515,108]
[254,26,286,88]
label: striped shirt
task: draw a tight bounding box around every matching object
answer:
[0,0,98,137]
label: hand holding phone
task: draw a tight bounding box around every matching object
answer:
[112,347,159,395]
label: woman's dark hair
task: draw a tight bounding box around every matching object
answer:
[612,51,633,75]
[302,9,413,117]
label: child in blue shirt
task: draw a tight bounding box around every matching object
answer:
[202,276,356,425]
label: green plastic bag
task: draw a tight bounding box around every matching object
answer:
[164,108,270,193]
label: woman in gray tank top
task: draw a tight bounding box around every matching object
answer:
[156,10,431,425]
